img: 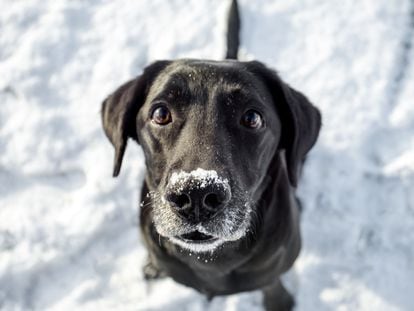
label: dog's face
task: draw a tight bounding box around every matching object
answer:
[102,59,320,253]
[136,60,281,251]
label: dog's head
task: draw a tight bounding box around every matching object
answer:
[102,59,320,252]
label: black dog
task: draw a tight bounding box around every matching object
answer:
[101,1,320,310]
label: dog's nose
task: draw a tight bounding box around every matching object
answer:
[166,184,231,222]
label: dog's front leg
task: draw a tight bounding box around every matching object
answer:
[143,255,167,280]
[262,279,294,311]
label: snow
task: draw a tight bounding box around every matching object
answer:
[169,169,230,192]
[0,0,413,310]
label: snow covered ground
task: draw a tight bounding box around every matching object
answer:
[1,0,413,310]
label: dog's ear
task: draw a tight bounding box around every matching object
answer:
[101,61,170,177]
[246,61,321,187]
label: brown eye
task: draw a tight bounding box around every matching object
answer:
[151,106,172,125]
[241,110,263,129]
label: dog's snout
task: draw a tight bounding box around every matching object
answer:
[166,193,191,210]
[203,188,231,210]
[166,181,231,223]
[204,192,222,210]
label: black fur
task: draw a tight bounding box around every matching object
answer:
[226,0,240,59]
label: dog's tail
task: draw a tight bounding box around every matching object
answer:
[225,0,240,60]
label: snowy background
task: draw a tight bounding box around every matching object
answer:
[1,0,413,310]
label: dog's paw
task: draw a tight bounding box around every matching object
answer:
[143,261,166,280]
[264,295,294,311]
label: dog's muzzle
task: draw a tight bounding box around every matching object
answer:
[165,168,231,223]
[151,168,251,252]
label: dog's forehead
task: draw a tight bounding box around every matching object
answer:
[147,59,272,103]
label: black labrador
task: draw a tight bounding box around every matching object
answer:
[101,1,321,310]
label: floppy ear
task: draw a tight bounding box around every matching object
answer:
[101,61,171,177]
[246,61,321,187]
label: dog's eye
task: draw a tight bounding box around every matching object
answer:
[241,110,263,129]
[151,106,172,125]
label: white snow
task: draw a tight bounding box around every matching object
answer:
[1,0,413,310]
[169,168,230,192]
